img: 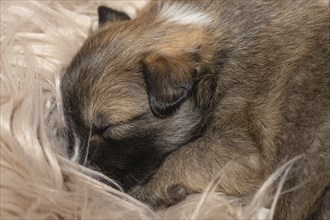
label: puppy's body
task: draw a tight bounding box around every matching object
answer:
[61,0,330,219]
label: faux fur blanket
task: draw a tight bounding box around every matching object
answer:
[0,1,301,219]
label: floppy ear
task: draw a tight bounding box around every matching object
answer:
[141,52,198,118]
[98,6,130,27]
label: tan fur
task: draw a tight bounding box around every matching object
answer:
[61,1,330,219]
[4,1,298,219]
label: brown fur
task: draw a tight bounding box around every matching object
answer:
[61,0,330,219]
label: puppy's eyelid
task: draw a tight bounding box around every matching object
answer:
[93,114,114,133]
[92,120,114,133]
[93,124,111,134]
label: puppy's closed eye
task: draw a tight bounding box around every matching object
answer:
[93,113,148,141]
[92,114,111,133]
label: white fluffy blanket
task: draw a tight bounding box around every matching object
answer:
[1,1,294,219]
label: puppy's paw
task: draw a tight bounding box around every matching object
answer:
[166,184,194,204]
[129,183,194,209]
[128,184,168,209]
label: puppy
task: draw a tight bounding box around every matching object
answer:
[61,0,330,219]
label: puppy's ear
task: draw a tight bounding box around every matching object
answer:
[142,52,198,118]
[98,6,130,27]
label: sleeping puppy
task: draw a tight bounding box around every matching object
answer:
[60,0,330,219]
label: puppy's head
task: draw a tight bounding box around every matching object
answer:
[61,5,216,190]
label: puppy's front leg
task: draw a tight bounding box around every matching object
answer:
[129,136,266,208]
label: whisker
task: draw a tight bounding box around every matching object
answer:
[83,127,92,166]
[70,132,81,163]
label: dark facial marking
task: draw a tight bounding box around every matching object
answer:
[86,129,170,191]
